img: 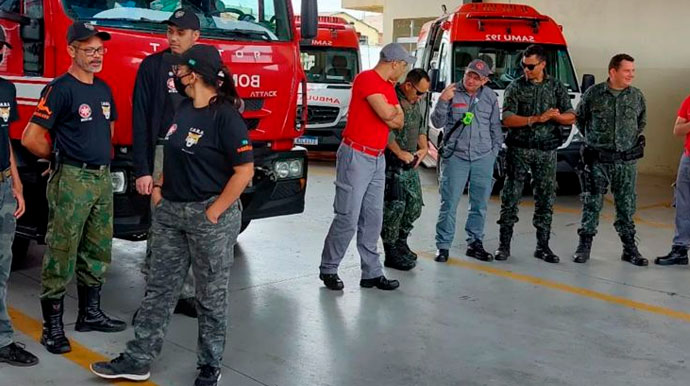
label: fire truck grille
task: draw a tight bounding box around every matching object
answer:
[271,180,301,200]
[243,98,264,112]
[245,118,260,130]
[306,106,340,124]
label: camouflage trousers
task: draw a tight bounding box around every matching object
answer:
[498,147,557,236]
[42,164,113,299]
[0,178,17,347]
[125,197,241,368]
[381,168,423,244]
[578,161,637,239]
[142,144,195,299]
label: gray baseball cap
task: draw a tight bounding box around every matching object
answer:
[380,43,416,66]
[466,59,492,78]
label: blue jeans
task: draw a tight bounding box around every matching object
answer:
[673,153,690,247]
[0,179,16,348]
[435,154,496,250]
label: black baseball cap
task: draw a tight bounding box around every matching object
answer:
[164,44,222,82]
[67,21,111,45]
[162,8,200,30]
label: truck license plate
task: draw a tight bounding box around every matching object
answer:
[295,136,318,146]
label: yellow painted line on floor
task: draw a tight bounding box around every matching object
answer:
[419,252,690,323]
[8,306,158,386]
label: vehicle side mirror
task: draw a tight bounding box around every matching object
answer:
[429,69,445,93]
[581,74,595,93]
[300,0,318,40]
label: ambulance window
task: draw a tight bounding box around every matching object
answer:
[437,42,448,84]
[300,47,358,84]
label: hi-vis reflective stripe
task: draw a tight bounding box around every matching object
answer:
[3,75,53,106]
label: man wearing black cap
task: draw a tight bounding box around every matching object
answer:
[132,8,200,319]
[0,28,39,367]
[22,21,126,355]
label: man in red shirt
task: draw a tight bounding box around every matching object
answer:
[319,43,414,291]
[655,96,690,265]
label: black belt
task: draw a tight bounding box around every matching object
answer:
[61,157,109,171]
[156,137,166,145]
[507,137,561,151]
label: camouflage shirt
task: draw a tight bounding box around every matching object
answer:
[502,74,574,146]
[575,81,646,152]
[390,84,427,153]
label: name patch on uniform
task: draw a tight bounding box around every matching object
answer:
[101,102,111,120]
[79,103,92,122]
[237,144,253,153]
[0,102,11,123]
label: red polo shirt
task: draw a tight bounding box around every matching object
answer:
[678,96,690,156]
[342,69,399,150]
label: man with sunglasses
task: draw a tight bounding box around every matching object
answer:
[495,44,576,263]
[132,9,201,319]
[573,54,647,266]
[380,68,430,271]
[22,21,126,354]
[432,59,503,263]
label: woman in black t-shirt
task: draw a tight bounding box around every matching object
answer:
[92,44,253,385]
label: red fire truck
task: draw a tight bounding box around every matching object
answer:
[0,0,318,258]
[295,16,360,149]
[416,3,594,193]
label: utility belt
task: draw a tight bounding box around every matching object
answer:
[582,135,646,164]
[384,149,417,172]
[61,155,109,171]
[0,167,10,182]
[506,136,561,151]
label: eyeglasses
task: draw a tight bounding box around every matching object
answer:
[411,83,427,96]
[73,46,107,56]
[521,61,542,71]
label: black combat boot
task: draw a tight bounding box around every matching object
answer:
[75,285,127,333]
[383,243,416,271]
[572,234,594,264]
[655,245,689,266]
[534,232,560,263]
[466,240,494,262]
[494,227,512,261]
[435,249,449,263]
[621,235,648,266]
[395,234,418,261]
[40,297,71,354]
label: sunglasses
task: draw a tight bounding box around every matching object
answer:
[411,84,427,96]
[521,61,542,71]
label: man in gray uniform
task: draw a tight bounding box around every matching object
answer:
[319,43,414,291]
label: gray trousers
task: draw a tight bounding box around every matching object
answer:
[320,143,385,280]
[0,178,16,348]
[127,197,241,368]
[673,153,690,247]
[143,144,195,299]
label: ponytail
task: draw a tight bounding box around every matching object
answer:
[205,66,242,110]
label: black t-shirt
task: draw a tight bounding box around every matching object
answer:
[31,74,117,165]
[162,99,253,202]
[158,56,185,137]
[0,78,18,171]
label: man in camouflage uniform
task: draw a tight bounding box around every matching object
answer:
[572,54,648,266]
[496,44,576,263]
[381,69,430,271]
[22,22,125,355]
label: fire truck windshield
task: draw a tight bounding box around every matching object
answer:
[300,48,358,84]
[63,0,292,42]
[452,43,579,92]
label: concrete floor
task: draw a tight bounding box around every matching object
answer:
[3,160,690,386]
